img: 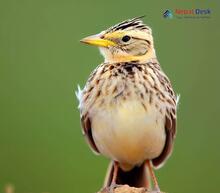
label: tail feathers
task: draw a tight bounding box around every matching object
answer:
[104,162,149,188]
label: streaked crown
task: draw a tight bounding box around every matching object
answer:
[106,16,151,33]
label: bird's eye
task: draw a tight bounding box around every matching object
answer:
[122,35,131,42]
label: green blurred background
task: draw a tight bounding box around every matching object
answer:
[0,0,219,193]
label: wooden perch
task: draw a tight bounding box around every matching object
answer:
[98,185,164,193]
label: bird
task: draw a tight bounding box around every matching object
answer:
[76,16,178,192]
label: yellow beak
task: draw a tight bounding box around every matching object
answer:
[80,34,116,47]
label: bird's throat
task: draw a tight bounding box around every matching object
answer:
[99,47,156,63]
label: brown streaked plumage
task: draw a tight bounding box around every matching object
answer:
[76,17,178,192]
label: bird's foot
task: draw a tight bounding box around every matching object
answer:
[107,182,121,193]
[151,186,161,193]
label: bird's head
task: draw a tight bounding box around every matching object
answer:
[80,16,156,63]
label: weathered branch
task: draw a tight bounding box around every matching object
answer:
[98,185,163,193]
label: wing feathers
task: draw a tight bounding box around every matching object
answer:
[152,114,176,168]
[81,114,100,154]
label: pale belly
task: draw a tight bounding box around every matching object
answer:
[91,100,166,171]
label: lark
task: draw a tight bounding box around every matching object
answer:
[76,17,178,192]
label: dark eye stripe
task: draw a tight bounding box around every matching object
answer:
[132,37,151,45]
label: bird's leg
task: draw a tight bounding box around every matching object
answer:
[112,161,119,184]
[146,160,161,192]
[108,161,119,193]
